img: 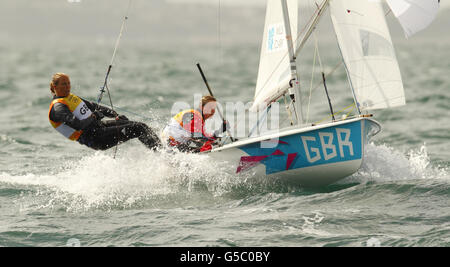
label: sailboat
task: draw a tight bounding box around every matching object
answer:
[204,0,439,187]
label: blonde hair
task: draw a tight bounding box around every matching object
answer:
[200,95,216,109]
[50,73,69,95]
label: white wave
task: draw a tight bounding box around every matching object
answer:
[0,147,247,211]
[341,143,449,184]
[1,142,447,211]
[0,134,16,144]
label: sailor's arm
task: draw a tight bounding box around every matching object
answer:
[82,98,118,118]
[50,102,97,131]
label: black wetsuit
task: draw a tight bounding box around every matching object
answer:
[49,96,161,151]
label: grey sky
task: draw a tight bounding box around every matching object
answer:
[0,0,449,45]
[169,0,450,8]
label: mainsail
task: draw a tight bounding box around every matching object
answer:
[330,0,405,111]
[386,0,440,38]
[251,0,298,112]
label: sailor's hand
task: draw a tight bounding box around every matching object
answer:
[211,138,220,146]
[115,114,129,121]
[119,115,129,121]
[221,120,230,133]
[213,121,229,138]
[188,138,205,147]
[92,110,104,120]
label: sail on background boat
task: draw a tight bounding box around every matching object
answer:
[386,0,440,38]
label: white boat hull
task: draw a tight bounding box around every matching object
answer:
[207,117,380,187]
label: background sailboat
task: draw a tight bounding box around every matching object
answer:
[386,0,440,38]
[207,0,439,187]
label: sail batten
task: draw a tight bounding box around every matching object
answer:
[330,0,405,111]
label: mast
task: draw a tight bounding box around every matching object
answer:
[280,0,303,125]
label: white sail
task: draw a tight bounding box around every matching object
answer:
[386,0,440,38]
[330,0,405,111]
[251,0,298,112]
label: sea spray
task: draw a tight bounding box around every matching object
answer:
[1,142,448,213]
[341,143,449,184]
[1,147,258,212]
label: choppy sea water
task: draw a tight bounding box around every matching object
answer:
[0,36,449,246]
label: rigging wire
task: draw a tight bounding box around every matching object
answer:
[256,0,395,127]
[87,99,157,122]
[313,32,336,122]
[313,103,355,125]
[110,0,133,67]
[97,0,133,158]
[98,0,133,106]
[305,34,318,124]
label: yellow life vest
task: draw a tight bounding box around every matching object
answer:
[48,93,92,141]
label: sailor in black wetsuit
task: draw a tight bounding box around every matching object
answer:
[48,73,161,151]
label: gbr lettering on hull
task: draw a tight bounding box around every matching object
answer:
[237,121,363,175]
[301,128,354,163]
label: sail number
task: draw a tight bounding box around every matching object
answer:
[301,128,354,163]
[267,24,285,53]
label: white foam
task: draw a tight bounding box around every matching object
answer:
[300,212,330,237]
[341,143,449,184]
[1,142,447,211]
[0,134,16,144]
[0,147,246,211]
